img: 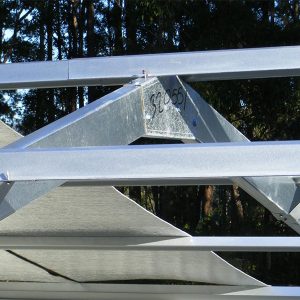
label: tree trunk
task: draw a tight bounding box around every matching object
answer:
[56,0,63,60]
[111,0,123,54]
[232,184,244,219]
[67,0,78,112]
[230,184,244,233]
[152,186,160,217]
[294,0,299,22]
[47,1,53,61]
[124,0,137,53]
[46,1,55,123]
[106,0,113,54]
[78,0,85,108]
[202,185,214,217]
[36,2,47,129]
[86,0,97,103]
[39,3,45,61]
[70,0,79,57]
[129,187,142,205]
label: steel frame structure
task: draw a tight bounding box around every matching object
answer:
[0,45,299,299]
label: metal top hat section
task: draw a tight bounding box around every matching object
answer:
[0,45,300,90]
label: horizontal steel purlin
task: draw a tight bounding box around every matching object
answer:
[1,45,300,90]
[0,141,299,183]
[0,236,299,251]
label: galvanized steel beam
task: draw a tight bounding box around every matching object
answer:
[0,142,299,182]
[63,179,233,186]
[0,236,300,251]
[1,45,300,90]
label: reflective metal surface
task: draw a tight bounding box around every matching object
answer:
[174,77,300,234]
[0,44,299,296]
[0,121,263,286]
[0,142,299,182]
[0,236,299,251]
[0,80,148,219]
[1,45,300,89]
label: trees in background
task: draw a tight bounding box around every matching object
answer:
[0,0,300,285]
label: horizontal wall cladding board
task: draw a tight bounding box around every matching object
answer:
[12,249,265,286]
[0,186,187,237]
[0,250,68,282]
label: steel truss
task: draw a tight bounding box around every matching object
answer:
[0,45,299,299]
[1,75,299,232]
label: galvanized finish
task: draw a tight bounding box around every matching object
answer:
[70,45,300,83]
[0,180,65,220]
[0,123,67,283]
[143,77,246,142]
[0,120,263,287]
[6,84,146,149]
[1,46,300,90]
[142,77,194,139]
[0,142,299,182]
[0,41,298,296]
[1,75,300,232]
[0,236,299,251]
[142,74,300,233]
[0,77,203,219]
[0,80,148,219]
[175,77,300,233]
[0,60,69,90]
[63,179,233,186]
